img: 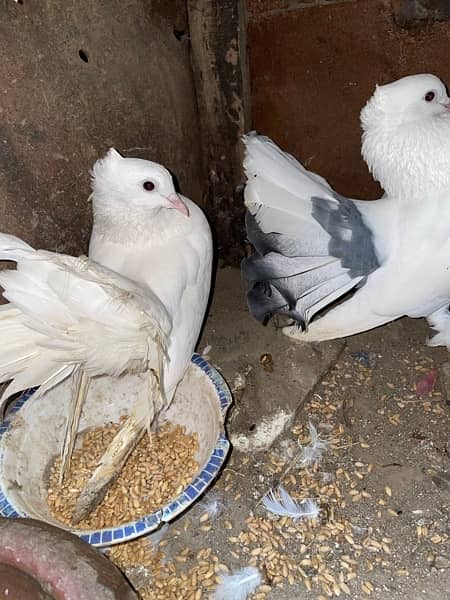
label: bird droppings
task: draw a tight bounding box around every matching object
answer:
[47,422,199,529]
[259,353,274,372]
[230,410,292,452]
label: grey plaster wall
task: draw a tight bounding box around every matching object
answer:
[0,1,202,254]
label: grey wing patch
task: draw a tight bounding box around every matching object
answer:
[242,193,378,329]
[311,194,380,278]
[242,252,335,282]
[247,281,305,326]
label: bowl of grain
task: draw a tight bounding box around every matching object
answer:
[0,354,231,547]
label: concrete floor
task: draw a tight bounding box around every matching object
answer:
[114,267,450,599]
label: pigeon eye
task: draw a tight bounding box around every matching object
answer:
[425,91,435,102]
[143,181,155,191]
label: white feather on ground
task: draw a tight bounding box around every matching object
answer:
[300,422,328,467]
[198,492,225,520]
[213,566,262,600]
[321,472,334,483]
[201,343,212,356]
[263,485,320,521]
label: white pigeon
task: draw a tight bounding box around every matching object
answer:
[89,149,212,404]
[241,74,450,347]
[75,148,213,519]
[0,149,212,519]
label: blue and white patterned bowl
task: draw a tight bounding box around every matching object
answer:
[0,354,231,547]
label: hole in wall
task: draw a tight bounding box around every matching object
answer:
[173,29,186,41]
[249,423,256,432]
[78,49,89,63]
[15,0,24,5]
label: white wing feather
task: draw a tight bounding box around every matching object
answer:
[0,234,172,407]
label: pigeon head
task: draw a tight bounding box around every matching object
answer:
[361,74,450,130]
[361,74,450,197]
[91,148,189,217]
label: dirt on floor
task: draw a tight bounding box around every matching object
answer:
[108,267,450,600]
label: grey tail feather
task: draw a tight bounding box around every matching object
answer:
[244,262,360,328]
[242,216,362,328]
[243,184,380,328]
[246,281,306,328]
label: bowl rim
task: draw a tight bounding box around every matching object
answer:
[0,353,232,547]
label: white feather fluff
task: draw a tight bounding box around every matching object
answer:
[213,566,261,600]
[263,485,320,521]
[300,422,328,467]
[360,74,450,199]
[198,492,224,520]
[147,523,169,548]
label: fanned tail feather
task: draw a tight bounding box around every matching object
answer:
[244,132,332,197]
[242,218,362,327]
[242,134,376,330]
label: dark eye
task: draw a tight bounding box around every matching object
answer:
[425,91,435,102]
[143,181,155,191]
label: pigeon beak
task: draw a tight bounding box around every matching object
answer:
[166,193,189,217]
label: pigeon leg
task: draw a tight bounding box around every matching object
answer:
[59,368,91,484]
[426,306,450,349]
[71,371,158,524]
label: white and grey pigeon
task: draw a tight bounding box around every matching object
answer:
[0,148,212,520]
[241,73,450,348]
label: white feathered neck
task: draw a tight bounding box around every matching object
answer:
[92,198,194,246]
[362,98,450,200]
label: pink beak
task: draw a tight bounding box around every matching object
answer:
[166,193,189,217]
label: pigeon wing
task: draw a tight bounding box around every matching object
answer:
[0,234,171,404]
[241,133,390,327]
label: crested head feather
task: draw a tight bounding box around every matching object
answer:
[91,149,175,205]
[360,73,450,198]
[90,149,190,243]
[105,147,123,161]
